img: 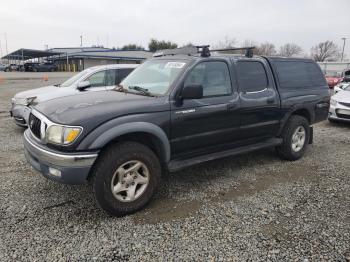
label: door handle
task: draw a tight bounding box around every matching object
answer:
[227,103,237,111]
[267,98,275,104]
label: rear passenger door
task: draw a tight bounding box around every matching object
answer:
[236,59,281,141]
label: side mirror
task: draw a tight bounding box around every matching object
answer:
[77,81,91,91]
[181,84,203,100]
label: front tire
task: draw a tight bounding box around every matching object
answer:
[91,142,161,216]
[276,115,310,161]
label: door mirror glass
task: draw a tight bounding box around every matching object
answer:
[182,84,203,99]
[77,81,91,90]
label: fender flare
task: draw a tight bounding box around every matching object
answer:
[277,105,314,136]
[78,122,171,162]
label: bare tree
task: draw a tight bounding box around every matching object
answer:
[279,43,303,57]
[241,39,258,48]
[213,36,237,49]
[310,41,341,62]
[256,42,276,56]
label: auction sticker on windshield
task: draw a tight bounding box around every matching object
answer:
[165,62,186,69]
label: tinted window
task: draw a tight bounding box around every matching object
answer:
[86,71,106,87]
[237,61,268,92]
[275,61,326,88]
[105,69,117,86]
[184,61,232,97]
[118,68,133,84]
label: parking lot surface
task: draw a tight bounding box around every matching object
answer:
[0,73,349,261]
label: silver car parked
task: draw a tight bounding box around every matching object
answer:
[10,64,138,127]
[329,84,350,123]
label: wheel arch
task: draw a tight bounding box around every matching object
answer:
[278,106,314,136]
[80,122,171,163]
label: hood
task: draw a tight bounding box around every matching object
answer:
[333,90,350,103]
[15,85,76,103]
[34,90,169,126]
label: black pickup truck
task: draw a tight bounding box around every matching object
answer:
[23,46,329,216]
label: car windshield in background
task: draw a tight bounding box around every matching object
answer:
[121,60,187,95]
[60,68,92,87]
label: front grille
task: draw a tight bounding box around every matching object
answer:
[28,113,41,139]
[336,113,350,120]
[339,102,350,108]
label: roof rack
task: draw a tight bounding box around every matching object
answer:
[152,45,255,58]
[211,46,255,58]
[153,46,198,57]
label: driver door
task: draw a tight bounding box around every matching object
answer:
[170,60,241,158]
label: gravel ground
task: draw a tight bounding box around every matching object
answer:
[0,73,349,261]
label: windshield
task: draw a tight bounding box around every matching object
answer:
[121,60,187,95]
[60,68,93,87]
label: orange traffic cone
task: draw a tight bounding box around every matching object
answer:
[42,74,49,81]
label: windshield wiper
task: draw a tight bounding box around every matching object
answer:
[128,86,152,96]
[54,84,61,87]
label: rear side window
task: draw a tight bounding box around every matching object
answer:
[275,61,326,88]
[237,61,268,92]
[118,68,134,84]
[105,69,117,86]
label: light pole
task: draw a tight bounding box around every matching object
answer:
[4,33,8,64]
[341,37,346,62]
[80,35,83,47]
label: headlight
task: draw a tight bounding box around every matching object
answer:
[46,125,82,145]
[330,98,338,106]
[12,96,36,106]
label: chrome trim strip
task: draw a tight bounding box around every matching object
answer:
[24,131,98,167]
[30,109,83,146]
[244,88,268,94]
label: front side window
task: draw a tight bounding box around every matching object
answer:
[121,60,187,95]
[237,61,268,92]
[60,68,92,87]
[86,71,106,87]
[184,61,232,97]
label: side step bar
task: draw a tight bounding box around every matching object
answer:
[168,138,283,172]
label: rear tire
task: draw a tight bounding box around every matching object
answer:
[91,142,161,216]
[276,115,310,161]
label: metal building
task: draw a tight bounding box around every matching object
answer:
[2,47,152,71]
[49,47,152,71]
